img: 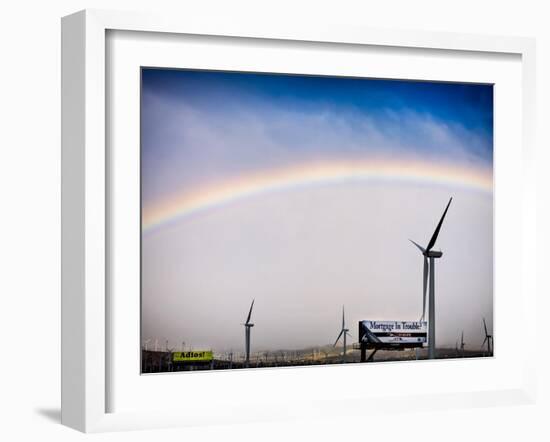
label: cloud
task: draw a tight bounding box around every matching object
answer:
[141,90,493,207]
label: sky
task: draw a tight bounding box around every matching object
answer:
[140,68,493,356]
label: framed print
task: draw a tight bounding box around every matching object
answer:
[61,9,538,433]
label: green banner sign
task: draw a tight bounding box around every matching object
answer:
[172,351,213,362]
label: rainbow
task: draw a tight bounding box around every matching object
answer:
[142,159,492,234]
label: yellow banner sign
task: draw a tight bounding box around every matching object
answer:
[172,351,213,362]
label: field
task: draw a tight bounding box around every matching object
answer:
[141,347,492,373]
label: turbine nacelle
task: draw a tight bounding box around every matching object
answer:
[426,250,443,258]
[410,241,444,258]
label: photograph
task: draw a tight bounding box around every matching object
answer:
[140,68,494,373]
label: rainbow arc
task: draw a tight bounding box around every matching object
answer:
[142,159,492,234]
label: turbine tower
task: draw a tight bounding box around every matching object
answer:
[243,299,255,367]
[460,330,465,357]
[482,318,493,355]
[410,197,453,360]
[333,306,352,363]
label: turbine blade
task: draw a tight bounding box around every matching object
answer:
[421,256,428,320]
[409,239,426,254]
[342,306,345,329]
[246,299,255,324]
[426,197,452,252]
[482,336,488,347]
[483,317,488,337]
[334,329,344,347]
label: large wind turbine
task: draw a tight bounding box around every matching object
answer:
[410,197,453,360]
[482,318,493,356]
[243,299,255,367]
[334,306,352,363]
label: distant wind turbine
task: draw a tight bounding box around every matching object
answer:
[460,331,465,357]
[410,197,453,359]
[482,318,493,355]
[334,306,352,363]
[166,346,175,372]
[143,339,151,351]
[243,299,255,367]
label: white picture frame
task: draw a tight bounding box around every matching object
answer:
[61,9,538,433]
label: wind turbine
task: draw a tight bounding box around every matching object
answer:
[143,338,151,352]
[482,318,493,355]
[410,197,453,359]
[243,299,255,367]
[460,330,465,357]
[333,306,352,363]
[166,346,175,372]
